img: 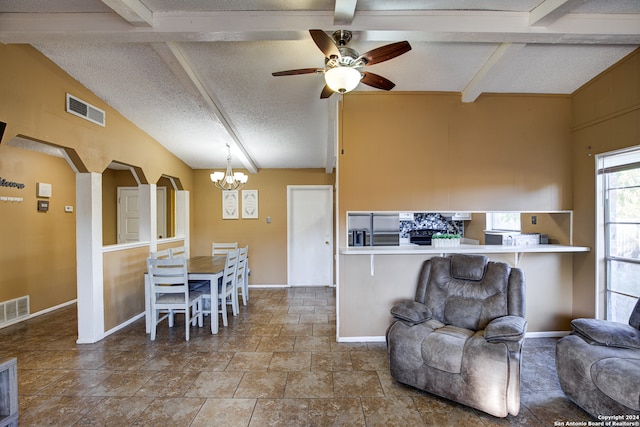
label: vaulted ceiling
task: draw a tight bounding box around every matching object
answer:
[1,1,639,173]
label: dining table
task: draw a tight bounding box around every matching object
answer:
[144,255,226,335]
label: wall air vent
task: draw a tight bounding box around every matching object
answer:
[66,93,105,127]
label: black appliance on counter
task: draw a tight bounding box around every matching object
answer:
[349,229,370,246]
[409,229,448,246]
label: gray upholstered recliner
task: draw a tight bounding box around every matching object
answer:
[556,299,640,418]
[386,254,527,418]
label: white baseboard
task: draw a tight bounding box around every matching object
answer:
[32,299,77,317]
[248,284,336,288]
[337,336,386,343]
[248,284,289,288]
[103,312,145,339]
[525,331,570,338]
[336,331,571,343]
[0,299,77,331]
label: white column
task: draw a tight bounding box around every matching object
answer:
[138,184,156,250]
[176,190,189,255]
[75,172,104,344]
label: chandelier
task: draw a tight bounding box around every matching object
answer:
[210,144,248,191]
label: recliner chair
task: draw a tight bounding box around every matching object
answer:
[556,299,640,418]
[386,254,527,418]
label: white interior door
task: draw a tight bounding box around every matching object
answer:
[287,185,334,286]
[117,187,167,243]
[117,187,139,243]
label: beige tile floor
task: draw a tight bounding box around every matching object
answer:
[0,287,593,426]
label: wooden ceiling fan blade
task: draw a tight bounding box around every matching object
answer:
[358,41,411,66]
[272,68,322,76]
[361,72,395,91]
[320,84,334,99]
[309,29,340,59]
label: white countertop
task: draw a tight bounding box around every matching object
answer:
[340,244,590,255]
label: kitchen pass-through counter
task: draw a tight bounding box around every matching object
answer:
[337,242,590,342]
[340,243,589,267]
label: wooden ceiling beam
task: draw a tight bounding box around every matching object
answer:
[100,0,153,27]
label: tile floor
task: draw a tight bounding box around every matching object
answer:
[0,287,593,426]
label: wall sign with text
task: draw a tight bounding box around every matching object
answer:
[0,177,25,189]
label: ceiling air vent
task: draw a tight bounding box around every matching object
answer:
[66,93,105,127]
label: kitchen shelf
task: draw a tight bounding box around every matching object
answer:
[340,243,590,267]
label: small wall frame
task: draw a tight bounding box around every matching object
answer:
[242,190,258,219]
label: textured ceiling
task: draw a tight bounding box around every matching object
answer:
[1,0,639,172]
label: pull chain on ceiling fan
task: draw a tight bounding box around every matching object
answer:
[272,30,411,99]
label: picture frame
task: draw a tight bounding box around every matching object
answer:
[222,190,238,219]
[242,190,258,219]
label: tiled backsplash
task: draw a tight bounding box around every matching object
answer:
[399,213,464,239]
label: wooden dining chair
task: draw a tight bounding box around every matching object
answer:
[149,249,171,259]
[212,242,250,304]
[169,246,209,291]
[237,246,249,306]
[146,257,203,341]
[169,246,187,258]
[200,249,239,330]
[212,242,238,256]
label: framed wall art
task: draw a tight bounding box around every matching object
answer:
[222,190,238,219]
[242,190,258,219]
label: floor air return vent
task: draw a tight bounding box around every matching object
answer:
[0,296,29,327]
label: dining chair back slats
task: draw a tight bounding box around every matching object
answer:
[221,249,240,321]
[147,257,203,341]
[149,249,171,259]
[237,246,249,306]
[169,246,187,259]
[212,242,238,256]
[200,249,239,330]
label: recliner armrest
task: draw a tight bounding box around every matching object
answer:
[390,300,432,325]
[485,315,527,342]
[571,318,640,350]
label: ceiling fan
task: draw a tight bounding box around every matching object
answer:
[272,29,411,98]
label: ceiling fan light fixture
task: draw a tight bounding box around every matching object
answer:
[324,67,362,93]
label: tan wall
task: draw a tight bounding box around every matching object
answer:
[102,172,176,245]
[2,40,638,333]
[571,48,640,317]
[103,245,150,331]
[337,92,578,334]
[0,44,194,180]
[338,92,573,248]
[0,146,77,313]
[157,176,175,238]
[102,168,118,245]
[191,168,335,284]
[339,252,574,336]
[0,44,193,328]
